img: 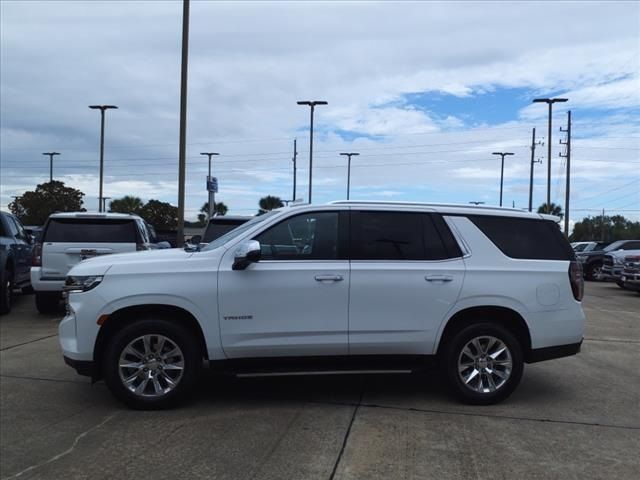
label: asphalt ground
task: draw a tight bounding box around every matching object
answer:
[1,282,638,480]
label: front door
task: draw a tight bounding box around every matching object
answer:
[218,210,349,358]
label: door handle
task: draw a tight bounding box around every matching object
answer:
[315,274,344,282]
[425,275,453,282]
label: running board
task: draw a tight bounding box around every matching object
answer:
[236,369,412,378]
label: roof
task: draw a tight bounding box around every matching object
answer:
[327,200,548,219]
[48,211,141,219]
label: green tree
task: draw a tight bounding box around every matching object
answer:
[537,202,564,219]
[570,215,640,242]
[258,195,284,215]
[109,195,144,215]
[197,202,228,225]
[139,199,178,230]
[8,181,85,225]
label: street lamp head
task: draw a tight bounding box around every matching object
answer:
[297,100,328,106]
[200,152,219,156]
[42,152,60,156]
[492,152,514,156]
[533,98,568,104]
[340,152,360,157]
[89,105,118,110]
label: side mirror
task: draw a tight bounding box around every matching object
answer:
[157,241,171,249]
[232,240,261,270]
[190,235,202,245]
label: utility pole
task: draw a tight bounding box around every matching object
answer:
[559,110,572,237]
[340,152,359,200]
[532,97,568,209]
[200,152,219,218]
[297,100,328,204]
[176,0,190,247]
[42,152,60,183]
[292,139,297,202]
[492,152,514,207]
[89,105,118,212]
[528,128,543,212]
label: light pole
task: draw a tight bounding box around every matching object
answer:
[102,197,111,212]
[469,201,485,205]
[492,152,514,207]
[297,100,327,204]
[340,152,359,200]
[89,105,118,212]
[532,97,568,209]
[42,152,60,182]
[200,152,219,218]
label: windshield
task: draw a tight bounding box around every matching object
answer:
[604,241,625,252]
[200,211,278,251]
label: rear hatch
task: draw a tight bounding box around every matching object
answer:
[41,217,139,279]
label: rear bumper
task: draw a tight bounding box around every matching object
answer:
[30,268,65,292]
[64,356,96,377]
[526,340,582,363]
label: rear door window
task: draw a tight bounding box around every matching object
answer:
[351,211,459,261]
[43,219,138,243]
[468,216,574,260]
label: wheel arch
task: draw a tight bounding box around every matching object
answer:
[436,305,532,359]
[93,304,209,378]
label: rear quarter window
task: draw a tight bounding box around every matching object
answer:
[468,216,575,261]
[43,219,138,243]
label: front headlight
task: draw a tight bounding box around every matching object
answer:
[63,275,103,293]
[576,255,587,263]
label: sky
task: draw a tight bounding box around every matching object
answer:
[1,0,639,227]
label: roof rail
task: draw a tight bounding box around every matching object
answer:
[329,200,525,212]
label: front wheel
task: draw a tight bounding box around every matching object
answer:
[103,319,202,409]
[443,323,524,405]
[35,292,61,314]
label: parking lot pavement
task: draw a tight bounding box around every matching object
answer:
[1,282,638,480]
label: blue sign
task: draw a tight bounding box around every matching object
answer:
[207,176,218,193]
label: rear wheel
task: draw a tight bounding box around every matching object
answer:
[0,268,13,315]
[35,292,61,314]
[103,318,202,409]
[443,323,524,405]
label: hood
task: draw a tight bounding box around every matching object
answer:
[68,248,196,276]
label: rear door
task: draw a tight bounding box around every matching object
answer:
[41,218,139,279]
[348,210,465,355]
[7,216,32,284]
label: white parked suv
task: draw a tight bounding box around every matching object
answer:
[60,202,585,409]
[32,212,159,313]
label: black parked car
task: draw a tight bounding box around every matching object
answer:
[0,211,35,314]
[576,239,640,281]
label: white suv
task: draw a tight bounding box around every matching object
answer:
[32,212,157,313]
[60,202,585,409]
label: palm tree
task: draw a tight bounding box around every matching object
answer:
[200,202,228,217]
[258,195,284,215]
[109,195,144,214]
[537,202,564,219]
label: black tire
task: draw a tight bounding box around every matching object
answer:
[22,285,34,294]
[35,292,61,314]
[103,318,202,410]
[616,280,626,289]
[443,322,524,405]
[0,268,13,315]
[585,261,602,281]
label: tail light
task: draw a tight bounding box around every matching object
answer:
[32,243,42,266]
[569,261,584,301]
[136,243,150,251]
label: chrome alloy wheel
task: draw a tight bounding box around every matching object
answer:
[118,334,184,397]
[457,336,513,394]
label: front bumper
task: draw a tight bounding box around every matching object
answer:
[64,356,96,377]
[600,265,622,280]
